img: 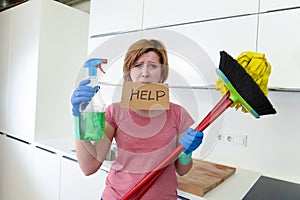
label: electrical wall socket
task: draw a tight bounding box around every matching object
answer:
[218,134,248,147]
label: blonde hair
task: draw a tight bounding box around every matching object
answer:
[123,39,169,82]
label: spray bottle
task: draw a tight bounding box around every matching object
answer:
[79,58,107,141]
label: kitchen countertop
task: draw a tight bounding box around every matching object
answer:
[203,168,261,200]
[35,137,261,200]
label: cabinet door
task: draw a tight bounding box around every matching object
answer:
[89,0,143,37]
[0,11,10,133]
[34,0,89,140]
[3,136,60,200]
[257,9,300,88]
[32,145,61,200]
[0,134,5,200]
[3,137,34,200]
[162,14,257,77]
[60,157,107,200]
[6,1,39,141]
[143,0,258,28]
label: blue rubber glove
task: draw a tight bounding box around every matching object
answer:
[180,128,203,154]
[71,79,99,117]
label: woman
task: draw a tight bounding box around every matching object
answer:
[71,39,203,199]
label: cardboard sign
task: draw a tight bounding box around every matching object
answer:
[121,82,170,110]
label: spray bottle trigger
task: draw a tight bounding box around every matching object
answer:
[97,58,107,74]
[101,59,107,64]
[97,64,106,74]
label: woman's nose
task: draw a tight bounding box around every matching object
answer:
[141,65,150,77]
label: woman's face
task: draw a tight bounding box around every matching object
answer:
[130,51,162,83]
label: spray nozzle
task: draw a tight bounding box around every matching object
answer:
[84,58,108,77]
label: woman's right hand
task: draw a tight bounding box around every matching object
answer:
[179,128,203,154]
[71,79,99,117]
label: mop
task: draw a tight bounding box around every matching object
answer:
[121,51,276,200]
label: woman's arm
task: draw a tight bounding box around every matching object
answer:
[175,127,204,175]
[175,131,193,176]
[175,157,193,176]
[75,122,115,176]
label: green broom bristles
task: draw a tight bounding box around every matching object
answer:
[219,51,276,116]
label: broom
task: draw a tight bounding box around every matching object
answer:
[121,51,276,200]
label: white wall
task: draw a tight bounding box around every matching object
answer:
[202,91,300,183]
[88,0,300,183]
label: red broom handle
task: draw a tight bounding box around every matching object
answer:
[194,92,230,131]
[131,93,233,200]
[121,146,184,200]
[122,93,232,200]
[132,167,166,200]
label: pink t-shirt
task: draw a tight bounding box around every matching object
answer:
[102,102,194,200]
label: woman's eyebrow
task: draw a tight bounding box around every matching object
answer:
[133,60,160,65]
[132,62,142,66]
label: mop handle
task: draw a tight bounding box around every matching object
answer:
[132,166,167,200]
[122,92,232,200]
[194,92,231,131]
[132,92,232,200]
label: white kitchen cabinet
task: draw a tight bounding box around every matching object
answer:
[0,133,5,200]
[6,1,39,141]
[260,0,300,12]
[88,3,258,88]
[165,14,258,78]
[60,156,108,200]
[2,136,60,200]
[143,0,259,28]
[89,0,143,37]
[0,10,10,133]
[87,36,109,55]
[32,145,61,200]
[257,8,300,88]
[33,0,88,142]
[2,136,32,200]
[86,32,143,84]
[1,0,88,142]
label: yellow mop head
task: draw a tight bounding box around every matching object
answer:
[215,51,272,113]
